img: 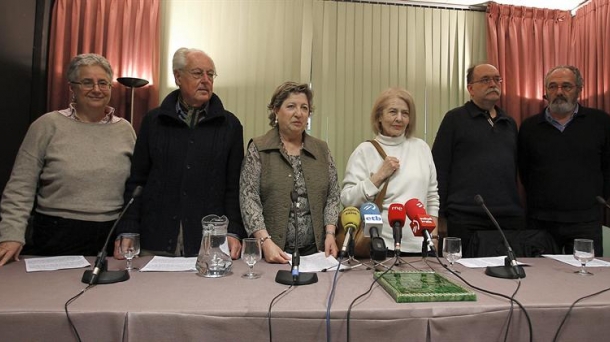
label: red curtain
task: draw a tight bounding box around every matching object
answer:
[47,0,160,132]
[572,0,610,227]
[572,0,610,112]
[486,2,572,126]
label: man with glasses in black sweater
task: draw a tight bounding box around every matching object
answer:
[432,63,526,257]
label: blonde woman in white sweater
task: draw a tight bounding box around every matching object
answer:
[341,88,439,255]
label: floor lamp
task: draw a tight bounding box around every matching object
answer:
[117,77,149,123]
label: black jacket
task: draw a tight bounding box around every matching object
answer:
[117,90,246,256]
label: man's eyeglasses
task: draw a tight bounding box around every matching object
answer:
[71,80,111,91]
[187,69,217,81]
[546,83,576,92]
[470,76,503,85]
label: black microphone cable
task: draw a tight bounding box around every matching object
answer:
[552,285,610,342]
[64,284,95,342]
[345,255,398,342]
[65,186,142,341]
[502,280,521,342]
[266,284,294,342]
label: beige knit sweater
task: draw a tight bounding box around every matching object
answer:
[0,111,136,244]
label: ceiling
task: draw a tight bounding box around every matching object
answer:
[390,0,589,11]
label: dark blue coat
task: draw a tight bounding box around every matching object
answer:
[118,90,246,256]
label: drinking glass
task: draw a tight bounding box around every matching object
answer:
[119,233,140,271]
[573,239,594,276]
[443,237,462,273]
[241,238,262,279]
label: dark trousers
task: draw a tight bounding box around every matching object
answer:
[527,218,603,257]
[447,215,526,258]
[284,242,318,257]
[25,212,115,256]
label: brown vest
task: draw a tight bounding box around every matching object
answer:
[252,129,330,250]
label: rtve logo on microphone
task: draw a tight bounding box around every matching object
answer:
[420,216,434,224]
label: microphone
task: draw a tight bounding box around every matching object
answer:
[474,194,526,279]
[81,186,143,285]
[360,202,383,237]
[290,191,300,281]
[340,207,361,258]
[388,203,406,253]
[596,196,610,210]
[404,198,436,253]
[359,202,386,260]
[275,190,318,286]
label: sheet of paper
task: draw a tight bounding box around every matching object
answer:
[25,256,90,272]
[287,252,347,272]
[220,240,229,256]
[543,254,610,267]
[139,240,228,272]
[139,256,197,272]
[456,256,527,268]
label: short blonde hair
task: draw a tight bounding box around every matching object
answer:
[370,87,416,138]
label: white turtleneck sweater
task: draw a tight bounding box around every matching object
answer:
[341,134,439,252]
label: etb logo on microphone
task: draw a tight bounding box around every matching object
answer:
[364,214,383,224]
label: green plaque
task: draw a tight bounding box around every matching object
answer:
[374,271,476,303]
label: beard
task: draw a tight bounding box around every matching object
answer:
[548,96,577,114]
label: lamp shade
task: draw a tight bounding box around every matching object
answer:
[117,77,149,88]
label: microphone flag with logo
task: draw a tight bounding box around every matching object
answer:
[388,203,406,252]
[339,207,361,257]
[360,202,383,237]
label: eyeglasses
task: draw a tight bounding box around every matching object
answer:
[546,83,576,92]
[386,108,409,119]
[187,69,217,81]
[71,80,111,91]
[470,76,503,85]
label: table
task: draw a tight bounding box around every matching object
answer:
[1,256,610,342]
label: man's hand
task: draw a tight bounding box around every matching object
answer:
[0,241,23,266]
[227,236,242,259]
[113,239,125,260]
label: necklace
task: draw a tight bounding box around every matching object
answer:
[279,133,304,156]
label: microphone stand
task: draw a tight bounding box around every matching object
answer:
[340,233,363,271]
[81,186,143,285]
[475,195,525,279]
[275,191,318,286]
[422,235,429,260]
[367,227,392,270]
[391,222,408,266]
[596,196,610,211]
